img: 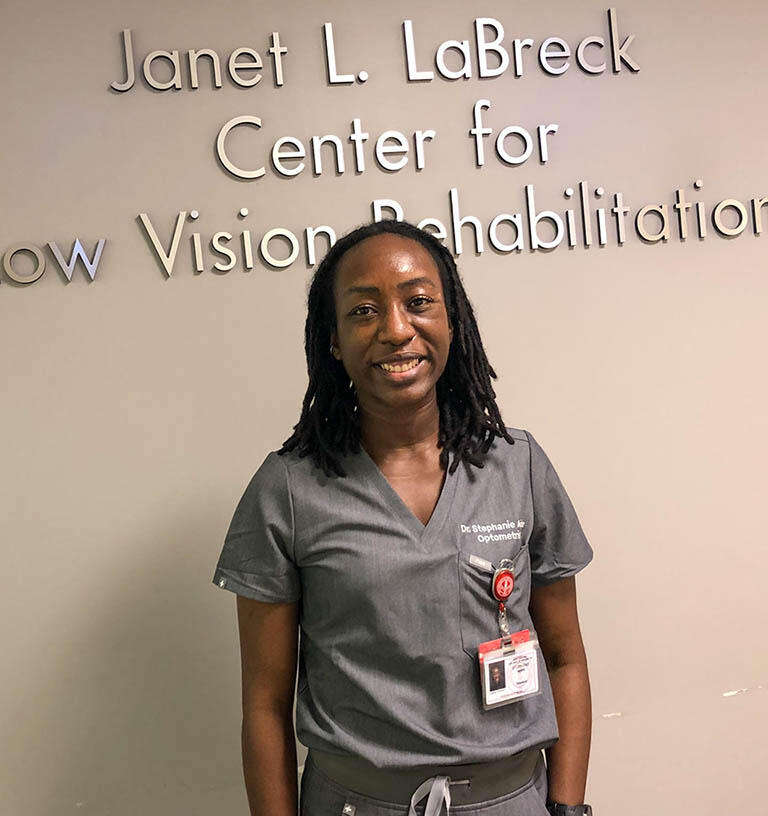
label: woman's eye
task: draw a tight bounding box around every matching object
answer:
[350,304,375,317]
[410,295,434,308]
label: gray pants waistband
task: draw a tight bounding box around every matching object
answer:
[308,746,542,806]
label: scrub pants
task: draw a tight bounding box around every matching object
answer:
[299,751,550,816]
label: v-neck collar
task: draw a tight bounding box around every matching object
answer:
[355,446,459,544]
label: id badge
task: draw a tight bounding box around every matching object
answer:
[477,630,542,710]
[470,554,542,710]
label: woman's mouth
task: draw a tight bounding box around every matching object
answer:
[375,357,424,374]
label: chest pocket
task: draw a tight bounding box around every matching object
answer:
[457,540,532,659]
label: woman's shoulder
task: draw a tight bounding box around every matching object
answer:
[485,425,533,455]
[268,446,343,488]
[467,426,529,474]
[233,448,326,513]
[477,426,549,473]
[253,447,314,480]
[503,426,531,444]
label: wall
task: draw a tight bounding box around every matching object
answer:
[1,1,766,813]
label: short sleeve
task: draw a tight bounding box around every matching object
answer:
[525,431,593,586]
[212,451,300,602]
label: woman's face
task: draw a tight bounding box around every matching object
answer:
[331,233,453,417]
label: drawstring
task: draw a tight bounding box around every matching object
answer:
[408,775,455,816]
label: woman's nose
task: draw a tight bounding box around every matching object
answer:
[378,303,415,346]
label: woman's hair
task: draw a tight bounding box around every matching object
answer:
[279,219,513,476]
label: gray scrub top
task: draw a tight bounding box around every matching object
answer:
[212,427,593,769]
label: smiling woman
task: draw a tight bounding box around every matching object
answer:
[212,220,594,816]
[282,220,512,479]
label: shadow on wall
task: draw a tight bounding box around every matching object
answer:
[4,508,265,816]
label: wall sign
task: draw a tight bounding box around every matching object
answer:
[3,8,765,285]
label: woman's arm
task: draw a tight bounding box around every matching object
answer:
[236,595,300,815]
[529,575,591,805]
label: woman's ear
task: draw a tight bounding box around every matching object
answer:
[330,332,341,360]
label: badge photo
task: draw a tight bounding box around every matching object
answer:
[478,632,541,710]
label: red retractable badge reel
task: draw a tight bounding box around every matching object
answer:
[492,564,515,603]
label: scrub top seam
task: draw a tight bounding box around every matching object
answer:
[281,453,297,563]
[523,430,536,542]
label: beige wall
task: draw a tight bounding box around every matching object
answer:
[1,1,766,813]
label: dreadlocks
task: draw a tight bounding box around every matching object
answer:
[278,219,514,476]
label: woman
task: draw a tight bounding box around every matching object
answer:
[213,220,594,816]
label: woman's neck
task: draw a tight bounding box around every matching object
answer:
[359,398,441,467]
